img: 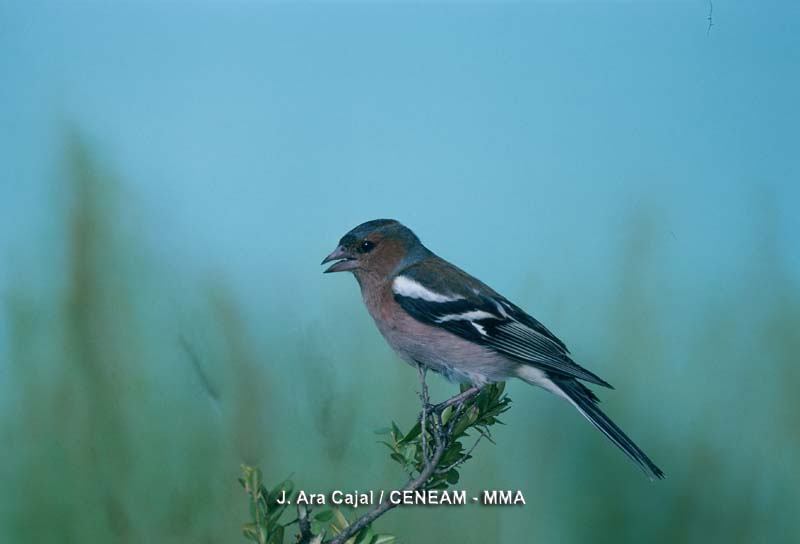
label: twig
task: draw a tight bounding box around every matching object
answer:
[417,364,430,461]
[432,385,482,413]
[436,431,486,474]
[297,504,314,544]
[323,373,480,544]
[706,0,714,35]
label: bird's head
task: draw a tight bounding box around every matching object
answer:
[321,219,429,278]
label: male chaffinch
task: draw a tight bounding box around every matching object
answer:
[322,219,664,480]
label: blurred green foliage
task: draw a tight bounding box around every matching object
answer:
[239,464,397,544]
[1,137,799,543]
[238,383,510,543]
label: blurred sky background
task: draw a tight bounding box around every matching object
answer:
[1,1,799,543]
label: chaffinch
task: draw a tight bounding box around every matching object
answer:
[322,219,664,480]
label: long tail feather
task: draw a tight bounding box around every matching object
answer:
[555,378,665,480]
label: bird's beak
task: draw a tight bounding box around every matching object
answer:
[321,245,358,273]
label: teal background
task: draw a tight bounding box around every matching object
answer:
[1,2,798,543]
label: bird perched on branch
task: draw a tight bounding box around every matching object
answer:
[322,219,664,479]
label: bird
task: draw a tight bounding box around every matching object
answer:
[321,219,664,480]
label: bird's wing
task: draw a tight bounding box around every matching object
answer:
[392,260,612,388]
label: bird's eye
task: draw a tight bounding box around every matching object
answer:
[359,240,376,253]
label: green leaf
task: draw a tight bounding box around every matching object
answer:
[391,421,403,441]
[266,505,288,527]
[314,509,334,522]
[332,507,350,530]
[446,469,460,484]
[249,501,258,521]
[390,452,406,465]
[398,421,421,444]
[441,405,453,423]
[272,479,294,499]
[477,392,490,413]
[267,524,284,544]
[452,416,471,437]
[245,466,263,494]
[371,535,397,544]
[441,447,464,467]
[242,522,259,541]
[267,480,294,512]
[353,525,372,544]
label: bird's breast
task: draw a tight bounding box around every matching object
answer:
[358,280,514,385]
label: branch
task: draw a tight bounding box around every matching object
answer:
[418,365,430,461]
[243,377,511,544]
[323,374,484,544]
[433,385,482,413]
[297,506,311,544]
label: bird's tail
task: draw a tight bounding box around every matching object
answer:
[552,377,665,480]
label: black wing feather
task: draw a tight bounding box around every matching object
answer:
[393,263,612,388]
